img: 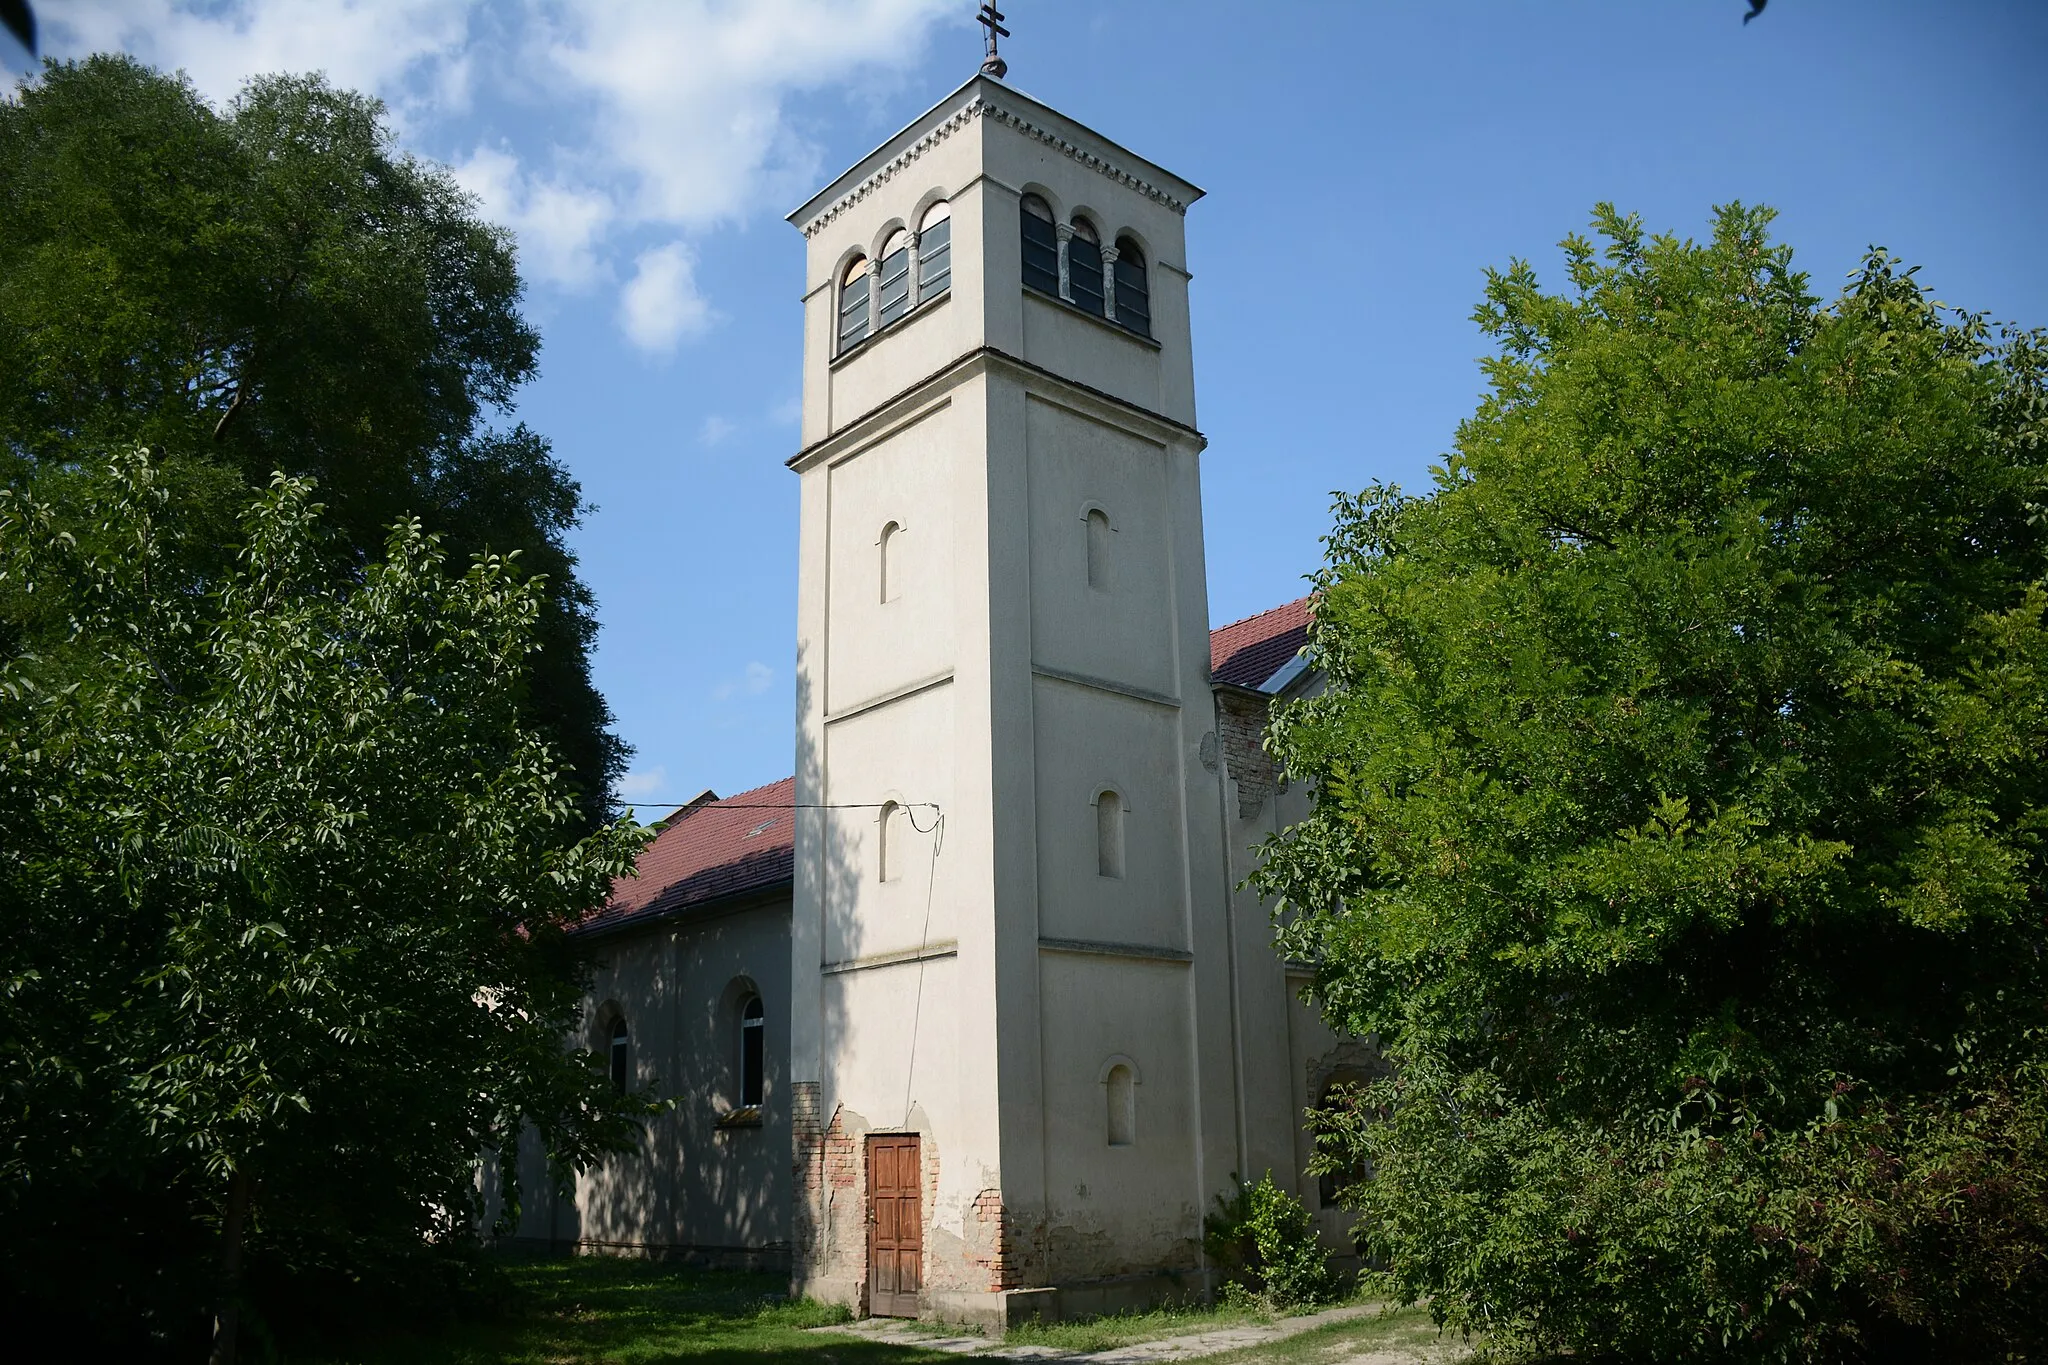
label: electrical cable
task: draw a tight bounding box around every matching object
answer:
[616,800,940,815]
[614,791,948,1128]
[900,809,946,1129]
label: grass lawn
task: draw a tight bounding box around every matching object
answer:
[997,1299,1288,1353]
[291,1255,1462,1364]
[291,1254,953,1364]
[1000,1300,1461,1363]
[1200,1308,1464,1364]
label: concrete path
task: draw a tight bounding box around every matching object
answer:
[812,1303,1388,1361]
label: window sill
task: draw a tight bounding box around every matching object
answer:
[716,1106,763,1130]
[830,288,951,369]
[1023,287,1161,350]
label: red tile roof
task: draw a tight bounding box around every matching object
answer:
[582,777,796,935]
[585,598,1315,934]
[1209,595,1312,690]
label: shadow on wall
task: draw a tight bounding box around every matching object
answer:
[574,960,791,1266]
[803,638,950,1118]
[792,643,963,1298]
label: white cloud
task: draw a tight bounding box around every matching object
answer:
[619,242,715,354]
[712,660,774,702]
[617,765,667,800]
[452,146,613,289]
[698,414,737,446]
[33,0,964,347]
[536,0,959,230]
[44,0,475,119]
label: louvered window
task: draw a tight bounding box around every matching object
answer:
[1114,237,1150,338]
[916,202,951,303]
[837,256,870,351]
[1020,194,1058,297]
[1067,219,1104,317]
[876,230,911,328]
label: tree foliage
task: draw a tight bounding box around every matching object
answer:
[1260,204,2048,1361]
[0,54,623,823]
[0,451,655,1354]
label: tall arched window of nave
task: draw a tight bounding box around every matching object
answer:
[739,994,765,1108]
[608,1015,630,1092]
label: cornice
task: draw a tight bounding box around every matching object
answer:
[785,345,1203,474]
[797,94,1192,240]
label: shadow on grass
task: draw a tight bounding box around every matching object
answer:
[291,1253,956,1365]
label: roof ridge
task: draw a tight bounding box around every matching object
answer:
[1210,594,1313,634]
[702,775,796,807]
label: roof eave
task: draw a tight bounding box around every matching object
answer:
[573,878,795,944]
[786,73,1204,236]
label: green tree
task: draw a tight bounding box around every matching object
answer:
[1258,205,2048,1361]
[0,451,656,1360]
[0,54,624,824]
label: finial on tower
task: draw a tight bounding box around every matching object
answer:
[976,2,1009,78]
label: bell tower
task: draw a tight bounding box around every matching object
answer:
[786,73,1233,1324]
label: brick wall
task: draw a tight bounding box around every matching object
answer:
[1217,690,1279,820]
[967,1188,1031,1291]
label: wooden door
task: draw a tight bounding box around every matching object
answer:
[867,1133,922,1317]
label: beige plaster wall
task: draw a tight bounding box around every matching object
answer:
[788,74,1322,1322]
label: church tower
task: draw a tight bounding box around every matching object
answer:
[785,71,1231,1324]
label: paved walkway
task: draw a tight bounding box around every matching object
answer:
[812,1303,1393,1361]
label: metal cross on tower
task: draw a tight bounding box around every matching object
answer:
[976,2,1009,78]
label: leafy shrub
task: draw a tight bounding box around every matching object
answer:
[1319,1045,2048,1362]
[1256,203,2048,1362]
[1204,1172,1344,1309]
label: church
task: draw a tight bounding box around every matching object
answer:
[491,64,1374,1328]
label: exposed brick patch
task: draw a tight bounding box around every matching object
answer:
[967,1188,1031,1291]
[1218,690,1280,819]
[791,1081,824,1270]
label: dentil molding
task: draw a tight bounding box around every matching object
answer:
[798,95,1190,239]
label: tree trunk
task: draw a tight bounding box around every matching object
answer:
[208,1169,253,1365]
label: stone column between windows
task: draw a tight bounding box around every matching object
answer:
[1100,245,1120,324]
[1055,223,1074,304]
[866,257,884,336]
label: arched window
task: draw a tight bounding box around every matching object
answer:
[878,799,905,882]
[837,255,871,351]
[1315,1074,1376,1209]
[880,520,903,603]
[739,995,765,1108]
[1020,194,1058,297]
[916,201,951,304]
[1106,1064,1136,1146]
[609,1015,630,1092]
[1067,218,1104,316]
[1113,236,1150,338]
[876,228,912,328]
[1085,508,1112,590]
[1095,790,1124,879]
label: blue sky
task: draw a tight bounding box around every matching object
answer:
[8,1,2045,810]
